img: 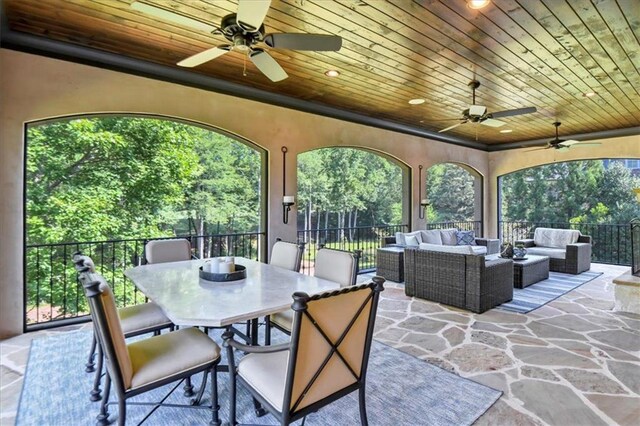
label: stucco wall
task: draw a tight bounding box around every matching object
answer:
[0,49,492,337]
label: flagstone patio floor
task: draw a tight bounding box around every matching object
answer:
[1,263,638,425]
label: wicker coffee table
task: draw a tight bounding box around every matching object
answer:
[513,255,550,288]
[377,246,405,282]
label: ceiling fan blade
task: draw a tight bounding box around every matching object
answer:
[264,33,342,51]
[572,142,602,148]
[177,46,230,68]
[525,146,549,152]
[131,1,216,33]
[250,50,288,82]
[439,121,466,133]
[559,139,581,147]
[468,105,487,116]
[557,147,570,152]
[481,118,505,128]
[237,0,271,31]
[490,106,537,119]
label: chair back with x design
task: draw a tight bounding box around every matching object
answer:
[283,277,384,420]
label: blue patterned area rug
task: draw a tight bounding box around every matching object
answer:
[498,270,603,314]
[17,330,501,425]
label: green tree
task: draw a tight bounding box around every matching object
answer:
[426,163,475,222]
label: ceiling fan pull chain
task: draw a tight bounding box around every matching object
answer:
[243,52,247,77]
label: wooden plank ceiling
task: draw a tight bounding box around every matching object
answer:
[4,0,640,145]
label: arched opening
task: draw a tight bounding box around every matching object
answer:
[296,147,409,273]
[24,114,267,329]
[425,162,483,235]
[498,158,640,266]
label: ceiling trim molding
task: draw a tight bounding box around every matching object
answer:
[489,126,640,152]
[0,25,488,151]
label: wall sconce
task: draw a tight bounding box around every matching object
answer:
[282,146,295,224]
[418,165,429,219]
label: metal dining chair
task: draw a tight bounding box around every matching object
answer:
[79,270,221,426]
[73,253,174,402]
[267,247,359,343]
[224,276,385,426]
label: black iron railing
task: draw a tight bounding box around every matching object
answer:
[631,220,640,276]
[426,221,483,237]
[25,232,264,329]
[499,221,632,266]
[297,224,408,275]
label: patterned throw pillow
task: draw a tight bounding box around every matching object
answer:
[456,230,476,246]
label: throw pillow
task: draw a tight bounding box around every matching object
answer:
[395,232,406,246]
[405,235,420,246]
[456,230,477,246]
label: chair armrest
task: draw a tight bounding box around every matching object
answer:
[475,238,500,255]
[515,239,535,248]
[578,235,592,244]
[223,330,290,354]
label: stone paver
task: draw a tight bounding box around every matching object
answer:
[556,368,627,394]
[445,344,514,373]
[586,395,640,426]
[607,360,640,394]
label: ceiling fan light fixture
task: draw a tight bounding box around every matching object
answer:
[583,91,596,97]
[409,98,426,105]
[467,0,490,10]
[324,69,340,77]
[500,129,513,133]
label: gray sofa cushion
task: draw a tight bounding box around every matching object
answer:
[395,231,424,246]
[439,228,458,246]
[533,228,580,249]
[421,229,443,245]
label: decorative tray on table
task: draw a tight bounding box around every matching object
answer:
[199,265,246,282]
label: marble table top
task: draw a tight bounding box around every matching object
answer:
[124,257,341,327]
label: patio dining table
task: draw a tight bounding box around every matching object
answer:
[124,257,341,345]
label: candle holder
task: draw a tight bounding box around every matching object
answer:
[281,146,295,224]
[418,165,430,219]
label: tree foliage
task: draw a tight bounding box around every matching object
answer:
[296,148,403,235]
[426,163,476,222]
[501,160,640,224]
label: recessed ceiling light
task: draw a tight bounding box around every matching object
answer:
[467,0,490,9]
[583,91,596,97]
[408,98,425,105]
[500,129,513,133]
[324,69,340,77]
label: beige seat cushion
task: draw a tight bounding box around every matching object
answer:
[128,328,220,390]
[315,249,355,287]
[526,247,566,259]
[419,242,473,255]
[238,350,289,412]
[270,241,301,271]
[145,239,191,264]
[119,302,172,335]
[271,310,294,332]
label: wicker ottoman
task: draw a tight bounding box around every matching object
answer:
[513,255,550,288]
[377,247,405,282]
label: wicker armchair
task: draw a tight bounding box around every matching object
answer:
[404,247,513,313]
[516,231,592,274]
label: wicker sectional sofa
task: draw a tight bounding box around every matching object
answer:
[515,227,592,274]
[404,247,513,313]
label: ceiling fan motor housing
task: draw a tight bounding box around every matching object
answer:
[220,13,265,48]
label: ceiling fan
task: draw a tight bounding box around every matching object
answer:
[131,1,342,82]
[527,122,602,151]
[438,80,537,133]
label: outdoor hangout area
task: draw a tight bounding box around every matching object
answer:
[1,1,640,426]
